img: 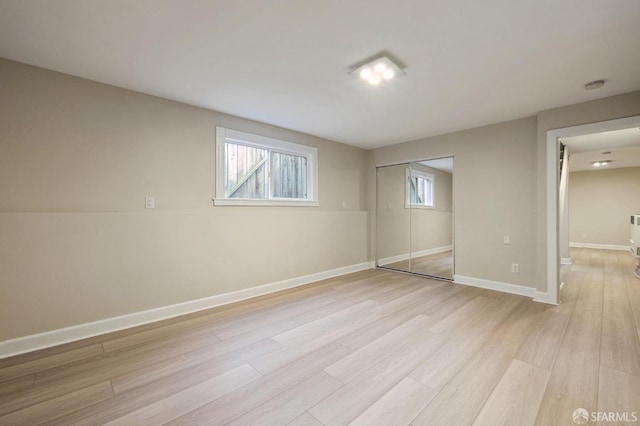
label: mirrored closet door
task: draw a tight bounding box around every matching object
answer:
[376,158,454,280]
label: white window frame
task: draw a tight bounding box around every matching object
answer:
[214,126,319,206]
[405,168,434,209]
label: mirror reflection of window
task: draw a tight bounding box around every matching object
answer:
[406,168,434,208]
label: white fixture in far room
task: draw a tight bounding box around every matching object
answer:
[350,55,406,86]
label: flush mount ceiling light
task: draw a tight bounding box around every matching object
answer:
[350,56,406,86]
[591,160,612,167]
[584,79,605,90]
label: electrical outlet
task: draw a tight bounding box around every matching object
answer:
[504,235,510,245]
[511,263,519,273]
[145,196,155,209]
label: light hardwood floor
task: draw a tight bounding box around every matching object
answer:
[1,248,639,425]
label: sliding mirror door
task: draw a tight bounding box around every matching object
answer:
[376,163,411,272]
[408,158,454,279]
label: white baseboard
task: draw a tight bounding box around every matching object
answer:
[454,274,558,305]
[569,242,630,251]
[378,245,453,266]
[454,274,536,299]
[0,261,373,359]
[532,291,558,305]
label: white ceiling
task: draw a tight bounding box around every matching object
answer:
[561,128,640,154]
[1,0,639,149]
[561,128,640,171]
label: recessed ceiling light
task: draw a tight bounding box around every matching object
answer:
[350,55,405,86]
[590,160,612,167]
[584,80,605,90]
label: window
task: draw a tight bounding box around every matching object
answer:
[406,168,434,208]
[214,127,318,206]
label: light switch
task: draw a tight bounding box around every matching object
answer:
[504,235,510,245]
[145,196,155,209]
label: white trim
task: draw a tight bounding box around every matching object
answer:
[532,291,557,304]
[377,245,453,266]
[454,274,536,299]
[213,199,319,207]
[215,126,318,206]
[0,261,372,359]
[546,115,640,306]
[569,242,631,251]
[560,257,572,265]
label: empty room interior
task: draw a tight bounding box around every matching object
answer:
[1,1,640,425]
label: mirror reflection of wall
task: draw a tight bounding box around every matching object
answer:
[376,157,454,280]
[376,163,411,272]
[409,159,453,279]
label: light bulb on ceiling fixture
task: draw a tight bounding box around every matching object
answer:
[374,63,387,73]
[368,74,381,85]
[382,69,395,80]
[359,68,372,80]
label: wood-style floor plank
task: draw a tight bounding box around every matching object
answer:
[103,364,261,425]
[309,330,448,425]
[515,309,571,370]
[349,377,437,426]
[0,344,103,384]
[287,412,323,426]
[0,381,113,426]
[410,296,523,390]
[166,342,352,425]
[226,371,342,426]
[597,366,640,423]
[0,375,34,398]
[252,301,381,375]
[325,314,433,384]
[472,359,550,426]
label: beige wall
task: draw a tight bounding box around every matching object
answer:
[0,59,369,340]
[370,117,538,287]
[568,167,640,246]
[535,91,640,290]
[411,164,453,254]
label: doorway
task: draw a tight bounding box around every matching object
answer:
[546,115,640,304]
[376,157,454,281]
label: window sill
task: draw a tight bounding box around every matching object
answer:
[213,199,320,207]
[404,204,435,210]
